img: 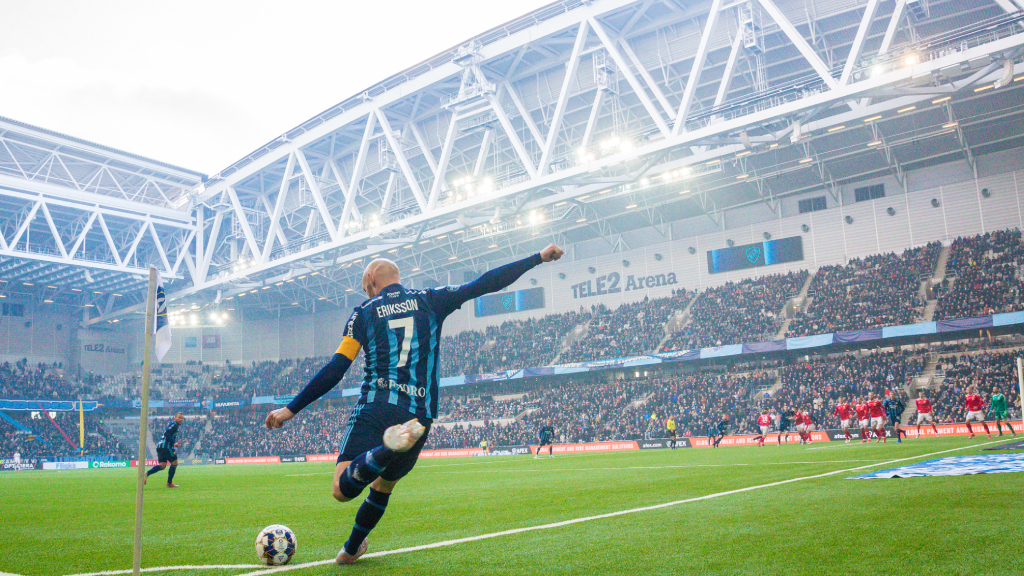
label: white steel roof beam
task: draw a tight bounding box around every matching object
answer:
[673,0,725,135]
[590,17,671,136]
[294,149,339,242]
[756,0,839,90]
[538,19,590,177]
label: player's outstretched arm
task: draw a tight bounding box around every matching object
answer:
[265,352,355,429]
[433,244,564,315]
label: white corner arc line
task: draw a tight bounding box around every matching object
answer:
[226,440,1007,576]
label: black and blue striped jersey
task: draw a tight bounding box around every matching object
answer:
[156,420,180,449]
[538,425,554,441]
[883,398,904,421]
[287,253,544,421]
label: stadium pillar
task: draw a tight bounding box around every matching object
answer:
[131,268,158,576]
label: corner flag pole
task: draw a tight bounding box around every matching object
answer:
[132,268,159,576]
[1017,357,1023,433]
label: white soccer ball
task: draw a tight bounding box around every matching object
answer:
[255,524,297,566]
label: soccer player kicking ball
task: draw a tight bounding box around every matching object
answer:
[914,391,939,438]
[833,398,854,443]
[855,397,871,443]
[989,386,1017,437]
[963,386,991,439]
[754,409,772,447]
[883,390,906,443]
[866,393,887,443]
[536,420,555,457]
[265,244,564,565]
[145,413,184,488]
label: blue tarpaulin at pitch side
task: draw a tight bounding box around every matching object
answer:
[848,453,1024,479]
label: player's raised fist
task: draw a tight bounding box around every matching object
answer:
[540,244,564,262]
[266,407,295,429]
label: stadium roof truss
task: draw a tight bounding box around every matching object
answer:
[0,116,202,309]
[6,0,1023,324]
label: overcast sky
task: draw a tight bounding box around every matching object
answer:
[0,0,552,175]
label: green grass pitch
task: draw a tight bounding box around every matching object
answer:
[4,436,1022,576]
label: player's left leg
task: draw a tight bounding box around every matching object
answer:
[337,425,430,565]
[166,458,179,488]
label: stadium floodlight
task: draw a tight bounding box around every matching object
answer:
[942,122,958,129]
[190,315,198,325]
[799,156,814,164]
[904,54,919,66]
[600,135,620,149]
[221,313,228,320]
[640,178,649,186]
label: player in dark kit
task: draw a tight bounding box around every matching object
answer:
[536,421,555,458]
[265,244,564,564]
[777,408,792,445]
[145,412,184,488]
[883,390,907,443]
[712,414,729,448]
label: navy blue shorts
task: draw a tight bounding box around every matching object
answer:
[338,402,432,482]
[888,415,900,426]
[156,447,177,463]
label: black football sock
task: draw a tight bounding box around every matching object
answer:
[167,465,177,483]
[338,446,397,499]
[146,465,162,477]
[344,488,390,556]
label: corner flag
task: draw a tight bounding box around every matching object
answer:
[154,270,171,361]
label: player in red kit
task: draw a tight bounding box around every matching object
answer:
[914,390,939,437]
[753,409,772,447]
[866,392,887,443]
[855,397,871,443]
[833,398,854,443]
[963,385,991,439]
[800,410,814,444]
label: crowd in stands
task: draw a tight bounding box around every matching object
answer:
[931,350,1022,423]
[935,230,1024,320]
[560,294,690,363]
[0,361,83,400]
[0,411,132,460]
[662,272,806,351]
[771,349,926,429]
[473,310,591,372]
[788,243,941,336]
[441,331,486,377]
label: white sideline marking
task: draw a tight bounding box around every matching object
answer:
[227,440,1006,576]
[63,566,251,576]
[56,440,1004,576]
[286,459,880,477]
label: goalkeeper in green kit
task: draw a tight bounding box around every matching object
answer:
[989,386,1017,436]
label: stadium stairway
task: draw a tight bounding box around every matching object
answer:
[551,317,594,365]
[777,269,817,339]
[655,295,700,352]
[921,244,952,322]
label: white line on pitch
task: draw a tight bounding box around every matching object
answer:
[219,439,1006,576]
[63,566,252,576]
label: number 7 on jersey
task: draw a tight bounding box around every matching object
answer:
[387,317,414,368]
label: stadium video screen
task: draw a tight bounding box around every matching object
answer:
[475,287,545,317]
[707,236,804,274]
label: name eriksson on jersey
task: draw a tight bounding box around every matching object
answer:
[377,299,419,318]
